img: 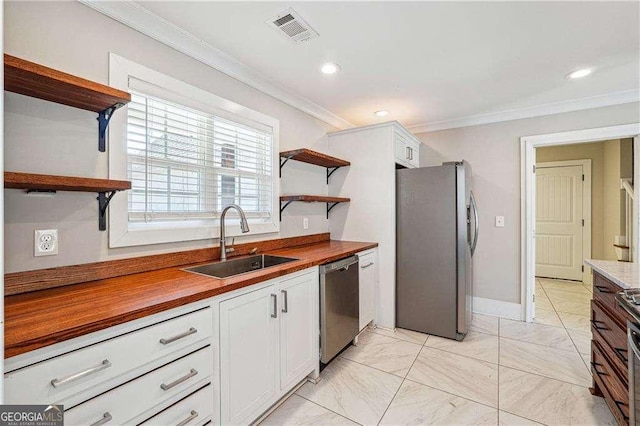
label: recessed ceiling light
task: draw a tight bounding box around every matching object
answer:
[374,110,389,117]
[320,63,341,75]
[567,68,592,79]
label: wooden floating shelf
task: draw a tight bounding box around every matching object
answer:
[279,148,350,183]
[4,172,131,193]
[5,172,131,231]
[4,54,131,113]
[280,195,350,203]
[279,195,350,221]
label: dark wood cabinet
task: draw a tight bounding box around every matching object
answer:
[591,271,631,425]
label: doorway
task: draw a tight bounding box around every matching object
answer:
[521,124,640,322]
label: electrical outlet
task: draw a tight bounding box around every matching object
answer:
[495,216,505,228]
[303,217,309,230]
[35,229,58,257]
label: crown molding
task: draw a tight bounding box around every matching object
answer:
[77,0,355,130]
[408,89,640,134]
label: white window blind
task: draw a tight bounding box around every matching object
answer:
[126,91,273,224]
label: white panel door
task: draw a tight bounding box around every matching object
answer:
[279,271,317,390]
[219,284,278,425]
[535,165,584,280]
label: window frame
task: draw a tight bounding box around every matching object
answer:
[108,54,280,248]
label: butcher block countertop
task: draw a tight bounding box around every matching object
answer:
[4,238,377,359]
[586,259,639,290]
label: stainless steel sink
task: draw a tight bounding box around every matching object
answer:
[183,255,299,279]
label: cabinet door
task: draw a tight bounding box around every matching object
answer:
[394,135,410,167]
[279,271,318,390]
[358,251,377,330]
[407,139,420,168]
[219,284,278,425]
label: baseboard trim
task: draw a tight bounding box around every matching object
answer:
[473,296,522,320]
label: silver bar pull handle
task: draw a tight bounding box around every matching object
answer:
[176,410,199,426]
[470,191,479,256]
[160,327,197,345]
[360,262,374,269]
[160,369,198,391]
[271,294,278,318]
[51,359,112,388]
[406,146,411,160]
[90,412,112,426]
[281,290,288,313]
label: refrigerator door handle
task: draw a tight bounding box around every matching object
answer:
[470,191,479,256]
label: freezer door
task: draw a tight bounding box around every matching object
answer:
[396,165,458,339]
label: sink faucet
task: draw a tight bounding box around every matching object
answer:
[220,204,250,261]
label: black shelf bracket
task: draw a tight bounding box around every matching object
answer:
[97,103,125,152]
[97,191,118,231]
[326,202,340,219]
[279,200,294,221]
[326,167,342,184]
[279,155,294,178]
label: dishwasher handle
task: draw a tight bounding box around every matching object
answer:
[319,255,359,274]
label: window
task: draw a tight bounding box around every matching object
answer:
[127,92,272,222]
[108,54,279,247]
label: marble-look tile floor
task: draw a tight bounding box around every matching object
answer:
[260,278,614,426]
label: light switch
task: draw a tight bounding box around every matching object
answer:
[495,216,505,228]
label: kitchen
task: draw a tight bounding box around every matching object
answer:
[1,1,640,426]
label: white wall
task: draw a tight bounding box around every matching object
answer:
[415,102,640,304]
[4,1,336,273]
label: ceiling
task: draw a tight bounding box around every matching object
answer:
[134,1,639,129]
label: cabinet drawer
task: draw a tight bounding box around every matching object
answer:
[64,346,213,426]
[591,300,629,382]
[5,308,212,406]
[141,383,213,426]
[592,340,629,425]
[593,272,628,326]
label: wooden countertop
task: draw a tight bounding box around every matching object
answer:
[586,259,640,290]
[5,240,377,359]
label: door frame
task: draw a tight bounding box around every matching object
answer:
[521,123,640,322]
[535,159,592,284]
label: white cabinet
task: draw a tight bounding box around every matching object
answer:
[219,268,319,425]
[329,121,421,330]
[5,267,320,426]
[394,130,420,168]
[358,249,378,330]
[5,303,214,426]
[219,283,278,425]
[279,271,317,390]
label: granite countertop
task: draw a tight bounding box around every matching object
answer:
[585,259,640,289]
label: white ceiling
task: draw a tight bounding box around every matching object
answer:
[134,1,639,129]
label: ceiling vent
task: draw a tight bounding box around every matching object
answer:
[266,8,319,44]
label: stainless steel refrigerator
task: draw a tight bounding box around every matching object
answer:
[396,161,479,341]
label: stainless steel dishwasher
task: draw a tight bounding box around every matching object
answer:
[320,255,360,364]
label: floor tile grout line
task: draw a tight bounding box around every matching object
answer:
[499,407,550,426]
[367,327,429,346]
[401,376,499,411]
[292,393,364,425]
[337,352,416,380]
[498,363,592,389]
[499,334,580,355]
[375,343,423,426]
